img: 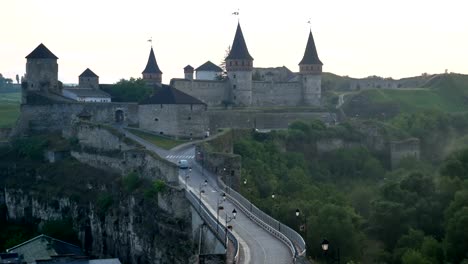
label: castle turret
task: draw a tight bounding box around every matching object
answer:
[79,68,99,89]
[142,47,162,86]
[299,30,322,106]
[24,43,60,97]
[184,65,194,80]
[226,23,253,106]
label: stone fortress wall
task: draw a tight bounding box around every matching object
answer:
[170,79,227,106]
[251,81,303,106]
[15,102,138,134]
[139,103,208,139]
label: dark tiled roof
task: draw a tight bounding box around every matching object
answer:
[299,31,322,65]
[142,47,162,74]
[226,23,253,60]
[195,61,223,72]
[139,84,205,105]
[79,68,98,78]
[184,65,194,70]
[26,43,58,59]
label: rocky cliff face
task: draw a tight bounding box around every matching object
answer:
[2,185,193,264]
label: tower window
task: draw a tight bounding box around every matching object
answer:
[230,61,232,66]
[233,85,236,89]
[188,116,192,120]
[235,61,238,66]
[234,96,237,100]
[154,118,159,121]
[233,74,236,79]
[242,61,244,66]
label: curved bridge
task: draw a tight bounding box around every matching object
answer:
[122,128,307,263]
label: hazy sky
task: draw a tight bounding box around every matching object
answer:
[1,0,467,84]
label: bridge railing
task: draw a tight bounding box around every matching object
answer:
[217,176,306,260]
[184,188,239,263]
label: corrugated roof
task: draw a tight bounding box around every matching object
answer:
[226,23,253,60]
[299,31,322,65]
[139,84,205,105]
[26,43,58,59]
[64,88,111,98]
[142,47,162,74]
[79,68,98,78]
[195,61,223,72]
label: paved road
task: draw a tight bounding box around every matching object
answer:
[121,128,293,264]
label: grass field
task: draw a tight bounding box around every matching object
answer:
[0,91,21,128]
[125,128,186,150]
[351,74,468,114]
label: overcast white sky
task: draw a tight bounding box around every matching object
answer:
[1,0,468,84]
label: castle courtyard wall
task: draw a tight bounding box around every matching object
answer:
[16,102,138,134]
[207,110,331,132]
[171,79,226,106]
[139,104,208,139]
[251,81,303,106]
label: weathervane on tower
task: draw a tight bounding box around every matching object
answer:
[307,18,311,30]
[232,9,240,21]
[147,37,153,47]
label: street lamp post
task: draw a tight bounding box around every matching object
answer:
[184,167,192,190]
[198,151,205,177]
[225,209,237,251]
[321,239,340,264]
[217,192,227,233]
[198,179,208,212]
[295,209,307,241]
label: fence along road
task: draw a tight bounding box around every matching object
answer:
[123,128,305,263]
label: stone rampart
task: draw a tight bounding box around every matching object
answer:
[139,104,209,139]
[208,110,331,132]
[252,81,303,106]
[390,138,420,169]
[171,79,227,106]
[70,122,179,184]
[15,102,138,135]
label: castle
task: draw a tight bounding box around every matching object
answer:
[143,23,323,107]
[16,23,332,138]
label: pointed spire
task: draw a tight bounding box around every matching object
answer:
[142,47,162,74]
[226,23,253,60]
[299,30,322,65]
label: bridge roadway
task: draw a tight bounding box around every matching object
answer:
[121,128,293,264]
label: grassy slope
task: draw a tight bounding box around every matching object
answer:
[0,91,21,128]
[125,128,186,150]
[354,74,468,113]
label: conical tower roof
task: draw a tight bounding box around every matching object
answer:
[299,31,322,65]
[26,43,58,59]
[226,23,253,60]
[142,47,162,74]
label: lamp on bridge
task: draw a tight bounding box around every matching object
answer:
[321,239,340,264]
[217,192,227,233]
[198,180,208,211]
[224,208,237,258]
[295,209,307,241]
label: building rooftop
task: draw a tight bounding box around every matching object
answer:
[184,65,194,70]
[226,23,253,61]
[299,30,322,65]
[195,61,223,72]
[139,84,206,105]
[79,68,98,78]
[26,43,58,59]
[63,88,111,98]
[142,47,162,74]
[7,234,85,264]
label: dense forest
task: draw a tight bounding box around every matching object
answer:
[234,111,468,263]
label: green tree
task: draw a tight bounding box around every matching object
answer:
[402,250,432,264]
[101,78,152,102]
[445,205,468,263]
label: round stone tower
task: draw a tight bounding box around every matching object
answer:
[24,43,60,96]
[299,30,323,106]
[142,47,162,87]
[226,23,254,107]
